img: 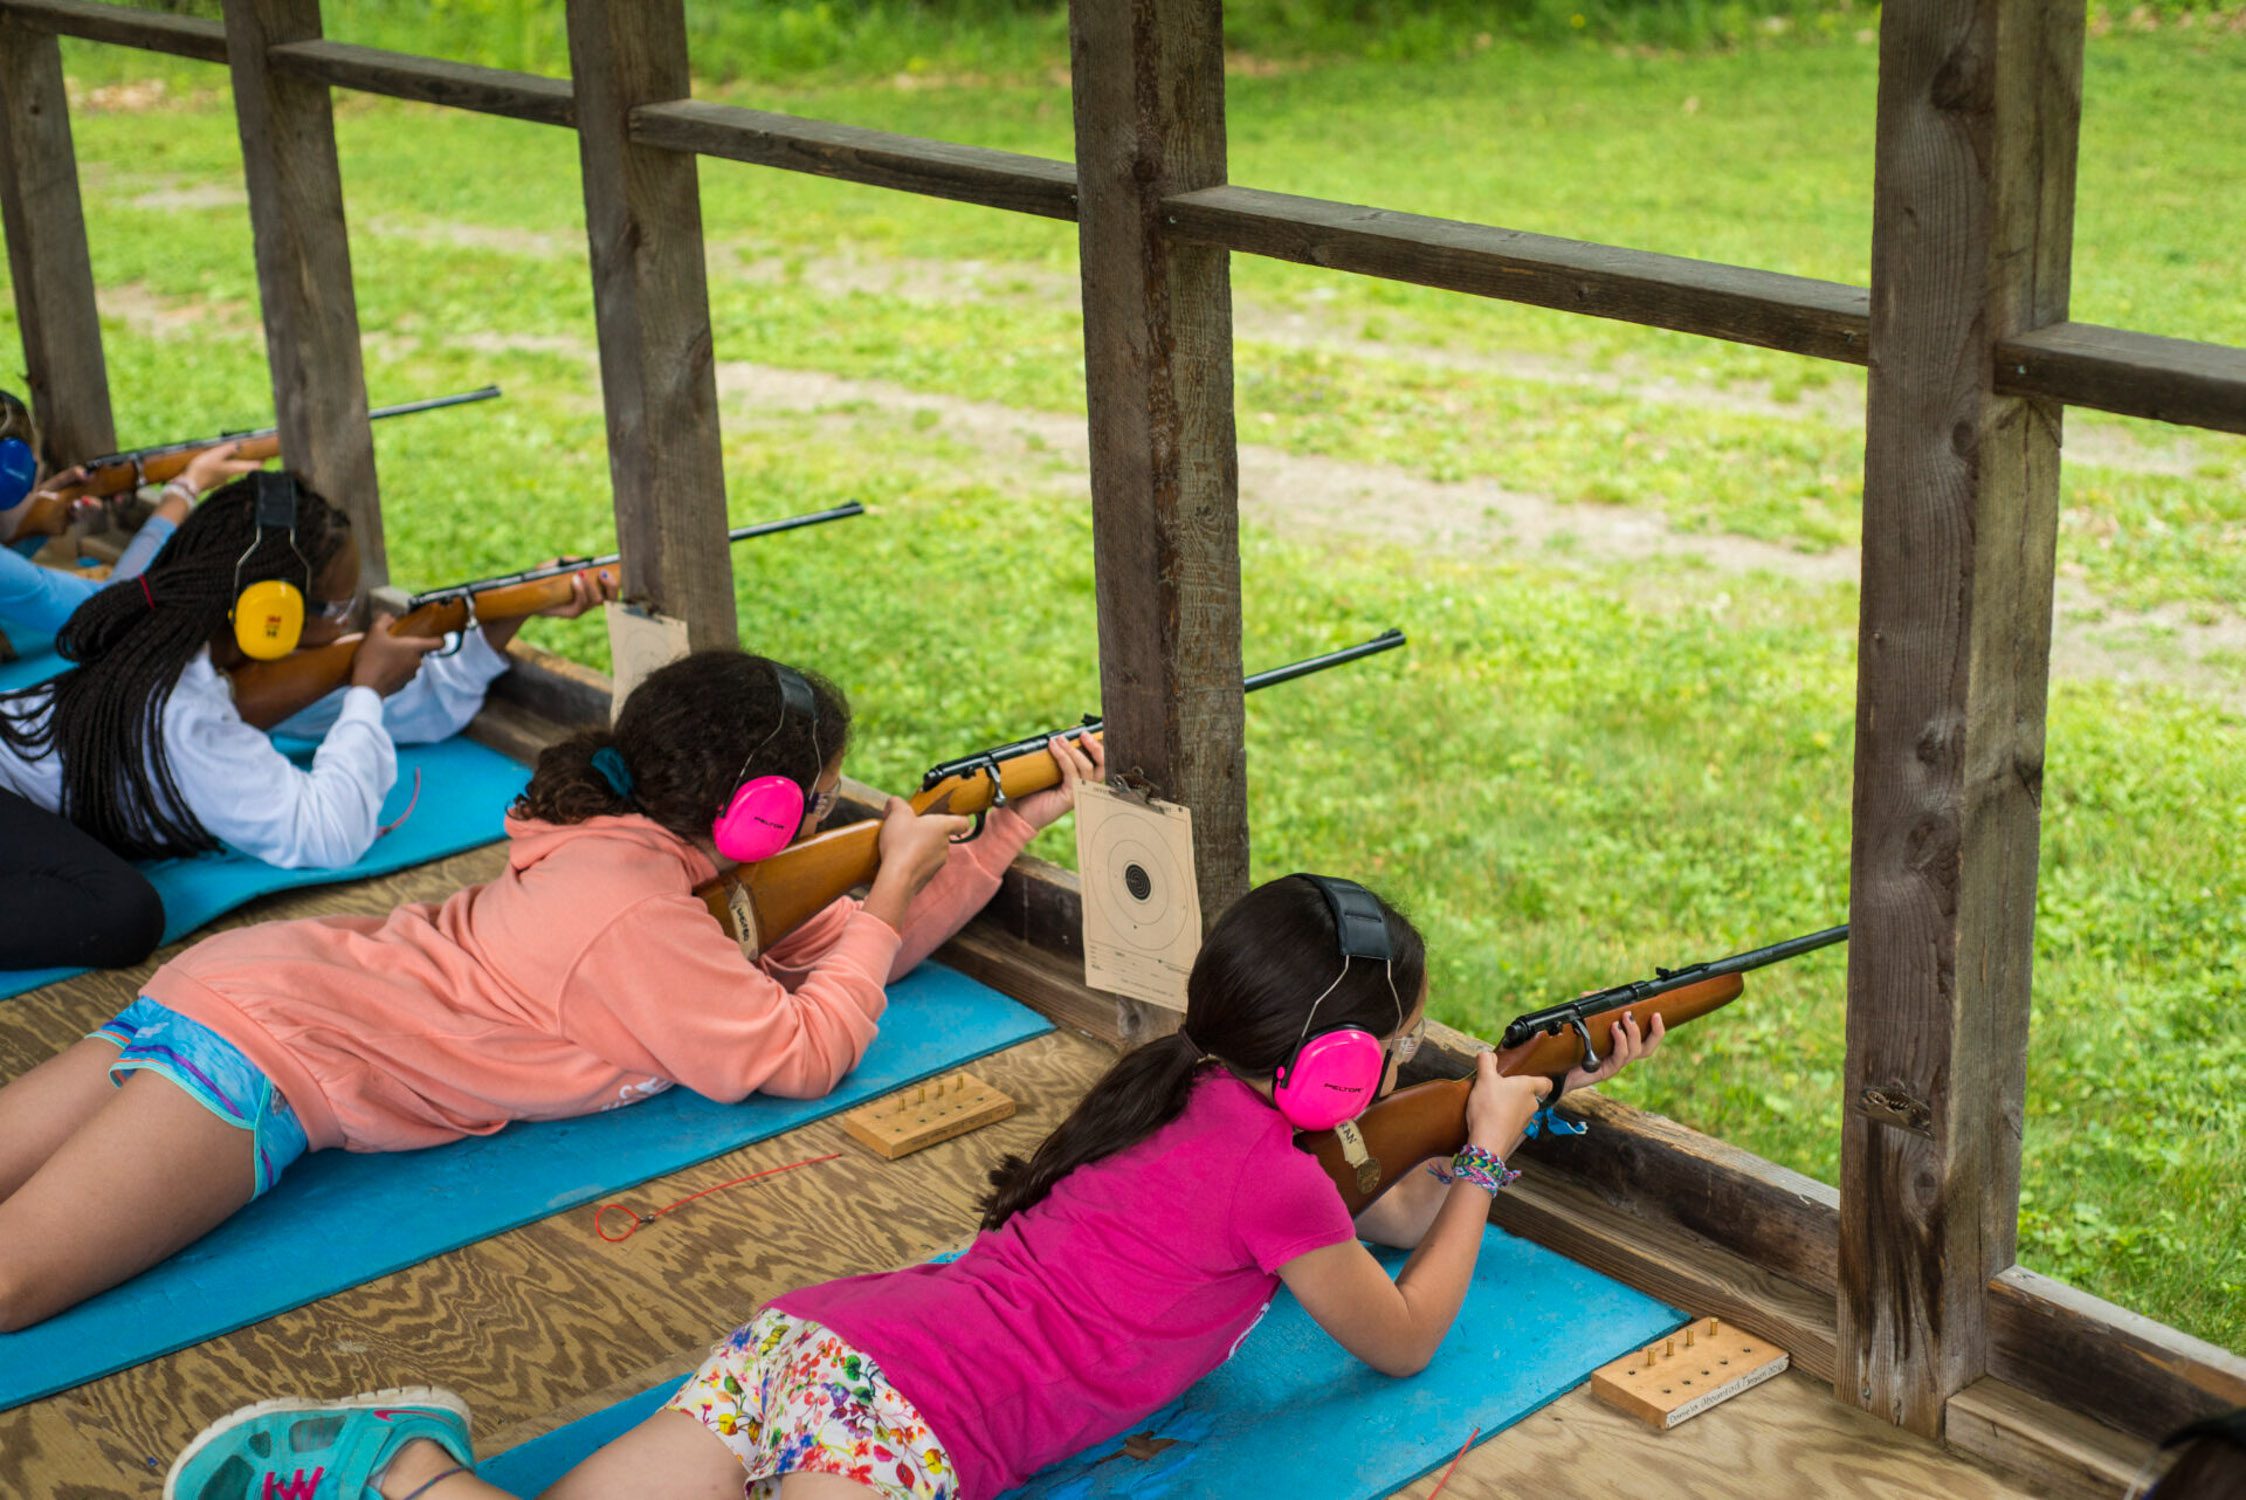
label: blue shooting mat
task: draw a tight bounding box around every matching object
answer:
[0,962,1052,1411]
[0,625,59,691]
[478,1224,1687,1499]
[0,733,531,999]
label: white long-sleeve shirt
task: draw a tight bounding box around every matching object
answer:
[0,628,510,868]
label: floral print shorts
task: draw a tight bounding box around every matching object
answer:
[668,1307,957,1499]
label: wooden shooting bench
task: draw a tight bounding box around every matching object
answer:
[1,2,2241,1497]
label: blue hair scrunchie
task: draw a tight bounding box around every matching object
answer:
[590,746,636,800]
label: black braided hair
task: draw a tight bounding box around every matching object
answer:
[0,474,352,858]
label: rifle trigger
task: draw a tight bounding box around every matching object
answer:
[1569,1014,1601,1073]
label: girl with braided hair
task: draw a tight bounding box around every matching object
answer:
[0,471,610,969]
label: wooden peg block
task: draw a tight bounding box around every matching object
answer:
[842,1070,1018,1161]
[1590,1320,1790,1430]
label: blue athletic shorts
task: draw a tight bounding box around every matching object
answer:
[92,997,310,1197]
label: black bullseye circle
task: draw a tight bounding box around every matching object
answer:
[1124,863,1153,901]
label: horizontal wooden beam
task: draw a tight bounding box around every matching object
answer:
[266,39,573,127]
[0,0,225,61]
[1997,320,2246,435]
[1164,183,1874,364]
[1945,1379,2151,1500]
[1988,1266,2246,1443]
[630,99,1078,220]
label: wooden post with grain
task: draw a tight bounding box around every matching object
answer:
[1841,0,2084,1437]
[220,0,385,588]
[563,0,737,652]
[0,9,114,466]
[1069,0,1249,940]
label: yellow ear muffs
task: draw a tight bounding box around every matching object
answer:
[233,577,305,659]
[231,471,311,660]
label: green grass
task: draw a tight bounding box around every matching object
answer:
[9,22,2243,1349]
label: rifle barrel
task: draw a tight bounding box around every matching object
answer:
[1243,627,1407,693]
[1499,923,1848,1048]
[77,385,503,471]
[921,628,1408,788]
[405,500,866,608]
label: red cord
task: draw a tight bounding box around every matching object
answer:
[376,767,423,837]
[1426,1425,1481,1498]
[593,1152,841,1243]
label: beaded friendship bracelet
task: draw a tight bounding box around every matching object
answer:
[1425,1143,1521,1195]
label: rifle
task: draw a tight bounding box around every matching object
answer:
[1307,923,1849,1216]
[7,387,503,539]
[697,628,1409,956]
[229,501,865,730]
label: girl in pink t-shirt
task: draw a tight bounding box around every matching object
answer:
[0,649,1104,1334]
[164,874,1661,1500]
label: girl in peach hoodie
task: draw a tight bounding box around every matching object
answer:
[0,649,1100,1330]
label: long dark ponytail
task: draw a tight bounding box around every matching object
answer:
[511,649,850,843]
[0,474,351,858]
[980,872,1426,1228]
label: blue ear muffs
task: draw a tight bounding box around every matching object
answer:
[231,472,310,660]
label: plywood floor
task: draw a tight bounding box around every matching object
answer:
[0,850,2039,1500]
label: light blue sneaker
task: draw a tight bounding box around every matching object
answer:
[165,1386,475,1500]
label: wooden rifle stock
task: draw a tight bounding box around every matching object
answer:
[7,433,290,541]
[10,387,501,537]
[1306,970,1744,1217]
[229,566,618,730]
[690,630,1406,953]
[696,728,1104,955]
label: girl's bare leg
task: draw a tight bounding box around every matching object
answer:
[0,1069,252,1330]
[0,1039,129,1199]
[537,1408,744,1500]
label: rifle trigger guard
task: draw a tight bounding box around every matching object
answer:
[950,811,988,845]
[434,590,476,658]
[1568,1014,1601,1074]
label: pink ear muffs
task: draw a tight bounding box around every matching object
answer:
[712,775,807,864]
[1270,1025,1389,1131]
[712,662,821,864]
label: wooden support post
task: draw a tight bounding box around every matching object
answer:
[0,13,115,465]
[564,0,736,651]
[1069,0,1248,927]
[221,0,384,587]
[1841,0,2083,1437]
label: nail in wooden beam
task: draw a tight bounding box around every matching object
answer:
[1841,0,2084,1438]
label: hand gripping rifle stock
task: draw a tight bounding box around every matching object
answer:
[1306,923,1847,1216]
[694,629,1407,956]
